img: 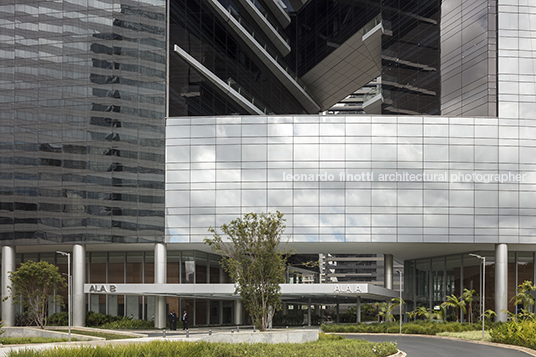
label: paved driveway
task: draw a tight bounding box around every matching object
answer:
[347,334,534,357]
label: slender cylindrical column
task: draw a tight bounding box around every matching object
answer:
[1,246,15,326]
[356,297,361,323]
[495,244,508,322]
[154,243,167,328]
[307,298,311,326]
[73,244,86,327]
[234,300,242,325]
[384,254,393,290]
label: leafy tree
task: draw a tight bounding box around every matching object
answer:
[7,260,66,329]
[484,309,496,320]
[205,211,289,331]
[408,306,436,321]
[391,297,405,321]
[441,294,466,322]
[374,302,395,322]
[511,281,536,313]
[462,288,476,323]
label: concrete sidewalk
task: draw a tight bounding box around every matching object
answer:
[0,326,320,356]
[0,329,208,357]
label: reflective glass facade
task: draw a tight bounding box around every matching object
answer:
[0,1,166,244]
[169,0,308,116]
[293,0,441,115]
[407,251,534,316]
[498,0,536,120]
[441,0,497,117]
[166,114,535,244]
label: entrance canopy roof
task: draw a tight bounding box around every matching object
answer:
[84,283,402,303]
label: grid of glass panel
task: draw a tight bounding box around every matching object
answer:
[441,0,497,116]
[409,250,533,314]
[0,0,166,243]
[498,0,536,120]
[166,114,536,244]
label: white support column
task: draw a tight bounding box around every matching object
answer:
[234,300,242,325]
[307,298,311,326]
[154,243,167,328]
[384,254,393,290]
[1,246,15,326]
[73,244,86,327]
[495,244,508,322]
[356,297,361,323]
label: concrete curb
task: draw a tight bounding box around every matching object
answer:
[46,326,149,338]
[201,329,319,344]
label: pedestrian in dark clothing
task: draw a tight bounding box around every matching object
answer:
[168,310,177,330]
[182,310,188,330]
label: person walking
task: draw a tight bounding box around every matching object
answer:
[168,310,177,330]
[182,310,188,330]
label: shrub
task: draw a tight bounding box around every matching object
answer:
[490,319,536,349]
[46,312,68,326]
[86,311,122,327]
[100,316,156,330]
[322,321,488,335]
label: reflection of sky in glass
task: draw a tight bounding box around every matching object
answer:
[166,115,536,244]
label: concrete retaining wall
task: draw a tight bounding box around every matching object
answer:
[2,327,96,341]
[203,329,318,344]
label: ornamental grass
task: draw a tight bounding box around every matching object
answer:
[7,338,397,357]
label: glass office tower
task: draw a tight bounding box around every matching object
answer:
[0,0,167,245]
[1,0,536,327]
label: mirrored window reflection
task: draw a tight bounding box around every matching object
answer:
[165,116,535,244]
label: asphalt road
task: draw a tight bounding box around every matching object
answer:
[347,334,532,357]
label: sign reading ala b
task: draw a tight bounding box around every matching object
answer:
[88,284,117,293]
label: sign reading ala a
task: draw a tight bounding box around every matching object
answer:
[333,284,362,293]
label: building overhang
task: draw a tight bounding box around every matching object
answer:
[300,16,383,111]
[84,283,401,302]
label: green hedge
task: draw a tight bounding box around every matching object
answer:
[46,312,155,329]
[100,317,156,330]
[1,337,72,345]
[7,338,397,357]
[321,321,499,335]
[490,319,536,349]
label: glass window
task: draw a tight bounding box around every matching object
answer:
[90,252,107,284]
[145,252,154,284]
[126,252,143,283]
[109,252,125,284]
[196,251,208,284]
[167,251,180,284]
[182,251,195,283]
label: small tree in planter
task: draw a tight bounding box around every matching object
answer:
[205,211,290,331]
[6,260,66,329]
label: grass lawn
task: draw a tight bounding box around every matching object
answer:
[436,330,491,342]
[1,338,73,345]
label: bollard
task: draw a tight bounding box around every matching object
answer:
[209,329,212,336]
[237,325,240,332]
[286,326,288,329]
[253,326,256,332]
[231,329,234,333]
[186,329,189,338]
[163,329,166,338]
